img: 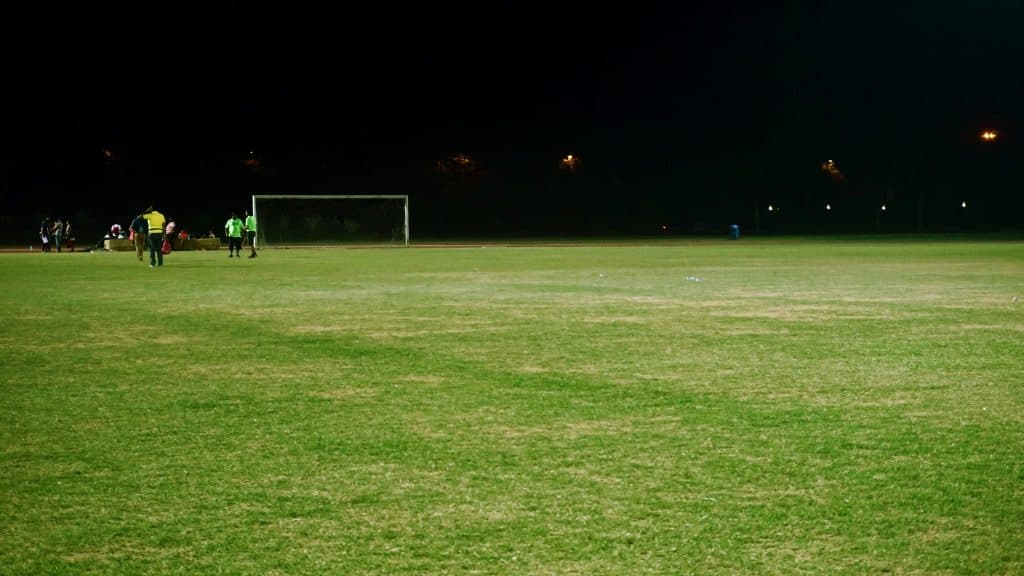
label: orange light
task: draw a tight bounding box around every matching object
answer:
[981,130,998,141]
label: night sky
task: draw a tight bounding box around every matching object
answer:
[5,2,1023,241]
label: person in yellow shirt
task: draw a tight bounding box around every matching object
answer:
[142,206,166,267]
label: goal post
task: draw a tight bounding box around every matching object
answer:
[251,195,410,248]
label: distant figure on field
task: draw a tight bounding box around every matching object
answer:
[165,219,177,249]
[64,219,74,252]
[243,210,257,258]
[52,218,64,252]
[225,212,244,258]
[39,218,51,252]
[129,212,148,262]
[142,206,166,268]
[110,223,122,239]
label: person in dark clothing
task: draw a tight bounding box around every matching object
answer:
[129,213,148,262]
[64,219,74,252]
[39,218,51,252]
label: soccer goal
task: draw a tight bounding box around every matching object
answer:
[251,195,409,248]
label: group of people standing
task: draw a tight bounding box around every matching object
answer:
[124,206,257,266]
[38,206,258,265]
[127,206,171,268]
[38,218,73,252]
[225,210,257,258]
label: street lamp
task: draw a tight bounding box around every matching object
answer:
[821,159,844,180]
[242,149,261,170]
[980,130,998,142]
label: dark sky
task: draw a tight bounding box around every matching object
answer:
[5,1,1023,238]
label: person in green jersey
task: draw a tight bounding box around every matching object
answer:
[225,212,244,258]
[243,210,257,258]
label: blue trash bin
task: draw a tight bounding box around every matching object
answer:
[729,224,740,240]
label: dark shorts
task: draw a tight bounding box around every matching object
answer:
[229,237,242,251]
[247,231,256,244]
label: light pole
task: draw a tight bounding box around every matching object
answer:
[974,129,998,229]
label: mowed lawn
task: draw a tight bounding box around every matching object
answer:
[1,239,1022,575]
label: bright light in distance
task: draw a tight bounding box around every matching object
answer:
[826,203,831,211]
[980,130,998,141]
[962,201,968,208]
[881,204,887,211]
[768,204,774,212]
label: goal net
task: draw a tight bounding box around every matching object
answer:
[252,195,409,248]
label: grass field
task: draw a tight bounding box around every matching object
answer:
[2,239,1022,575]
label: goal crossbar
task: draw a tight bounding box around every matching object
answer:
[251,195,410,248]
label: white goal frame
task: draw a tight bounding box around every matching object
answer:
[251,194,410,248]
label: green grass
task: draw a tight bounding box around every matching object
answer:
[2,239,1022,575]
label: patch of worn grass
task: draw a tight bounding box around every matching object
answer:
[1,239,1022,575]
